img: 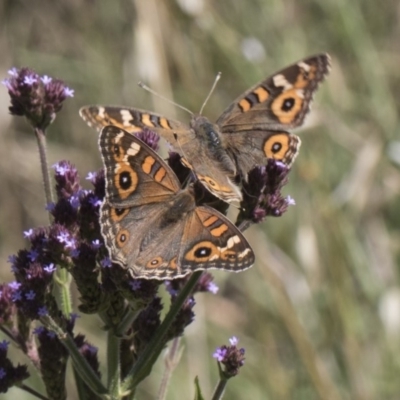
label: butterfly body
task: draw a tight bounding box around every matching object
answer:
[99,126,254,279]
[82,53,330,203]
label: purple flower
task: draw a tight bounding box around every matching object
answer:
[213,347,227,362]
[38,306,48,317]
[11,291,22,302]
[229,336,238,346]
[28,249,39,261]
[100,257,112,268]
[23,229,34,238]
[70,249,80,258]
[66,238,76,250]
[3,67,73,129]
[57,231,73,246]
[52,162,69,176]
[33,326,45,335]
[212,337,246,377]
[70,313,80,323]
[23,75,37,85]
[86,172,97,182]
[64,87,74,97]
[91,239,102,249]
[86,344,98,355]
[0,340,10,351]
[238,159,293,224]
[25,290,36,300]
[43,263,56,273]
[0,368,6,379]
[41,75,52,85]
[7,255,17,264]
[46,331,56,339]
[8,281,21,291]
[69,195,80,209]
[135,128,160,151]
[129,280,142,291]
[89,196,102,208]
[207,282,219,294]
[46,202,56,212]
[164,281,178,296]
[8,68,18,76]
[286,195,296,206]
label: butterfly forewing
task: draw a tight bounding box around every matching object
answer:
[99,125,181,208]
[81,105,191,144]
[216,53,331,131]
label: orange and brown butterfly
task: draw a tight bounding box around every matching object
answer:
[99,125,255,279]
[81,53,331,203]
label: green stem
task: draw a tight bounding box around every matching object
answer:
[43,316,109,398]
[114,307,144,337]
[17,383,50,400]
[121,271,202,392]
[34,127,72,317]
[107,330,121,394]
[211,378,228,400]
[34,127,54,214]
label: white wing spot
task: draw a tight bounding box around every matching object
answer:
[127,142,141,156]
[238,248,252,259]
[273,74,292,90]
[227,235,240,249]
[121,110,133,126]
[297,61,311,72]
[98,107,106,118]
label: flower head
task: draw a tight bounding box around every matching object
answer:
[213,336,245,378]
[135,128,160,151]
[238,159,294,225]
[0,339,29,393]
[2,67,74,130]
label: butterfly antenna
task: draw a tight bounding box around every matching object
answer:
[138,82,193,116]
[199,72,221,115]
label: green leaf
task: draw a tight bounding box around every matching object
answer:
[194,376,205,400]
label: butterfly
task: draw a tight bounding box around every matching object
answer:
[81,53,330,203]
[99,125,255,279]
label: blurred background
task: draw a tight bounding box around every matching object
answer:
[1,0,400,399]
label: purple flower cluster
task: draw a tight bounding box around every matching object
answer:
[0,340,29,394]
[238,159,294,224]
[2,67,74,130]
[135,128,160,151]
[213,336,246,377]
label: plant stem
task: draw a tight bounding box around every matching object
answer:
[43,315,109,398]
[34,127,73,317]
[211,378,228,400]
[18,383,50,400]
[121,271,202,392]
[107,330,121,394]
[34,127,54,216]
